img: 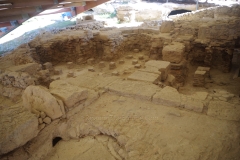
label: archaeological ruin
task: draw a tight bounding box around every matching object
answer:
[0,2,240,160]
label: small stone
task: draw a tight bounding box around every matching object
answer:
[123,71,131,74]
[126,55,133,59]
[40,112,46,119]
[132,60,138,65]
[67,62,74,69]
[87,58,95,65]
[38,118,43,124]
[43,62,53,71]
[138,55,144,60]
[218,97,228,102]
[99,61,105,68]
[133,49,139,53]
[134,64,141,68]
[67,71,74,77]
[109,62,116,70]
[119,60,125,64]
[43,117,52,124]
[39,123,46,130]
[112,71,119,76]
[54,69,62,75]
[88,67,95,72]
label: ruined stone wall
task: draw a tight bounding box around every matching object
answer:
[170,5,240,72]
[2,5,240,73]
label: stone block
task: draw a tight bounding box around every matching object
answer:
[88,67,95,72]
[193,71,206,87]
[162,43,185,63]
[166,74,176,86]
[22,86,64,119]
[119,60,125,64]
[0,104,39,155]
[184,100,204,113]
[138,55,144,60]
[99,61,105,68]
[43,62,53,71]
[87,58,95,65]
[67,62,74,69]
[144,60,171,81]
[152,86,181,107]
[197,66,210,78]
[126,55,133,59]
[66,72,119,90]
[207,101,240,121]
[134,64,141,68]
[191,92,208,100]
[128,70,160,84]
[67,71,74,77]
[109,62,116,70]
[43,117,52,124]
[132,60,138,65]
[112,71,119,76]
[49,80,88,108]
[134,49,139,53]
[106,80,159,101]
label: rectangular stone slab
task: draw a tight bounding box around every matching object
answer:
[144,60,170,80]
[152,86,181,107]
[106,80,160,101]
[127,70,160,84]
[66,71,119,90]
[139,66,161,75]
[49,80,88,108]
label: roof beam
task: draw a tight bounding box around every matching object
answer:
[0,0,95,8]
[0,22,11,28]
[0,6,43,17]
[0,15,23,22]
[0,2,85,17]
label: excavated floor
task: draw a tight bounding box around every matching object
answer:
[1,50,240,160]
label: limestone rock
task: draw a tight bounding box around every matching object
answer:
[109,62,116,70]
[128,70,160,84]
[6,63,40,75]
[0,104,39,155]
[119,60,125,64]
[106,80,159,101]
[184,99,204,113]
[43,117,52,124]
[133,49,139,53]
[88,67,95,72]
[49,80,88,108]
[132,60,138,65]
[112,71,119,76]
[138,55,144,60]
[99,61,105,68]
[67,71,74,77]
[143,60,171,80]
[43,62,53,71]
[67,62,74,69]
[22,85,64,119]
[153,86,181,107]
[162,43,185,63]
[134,64,141,68]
